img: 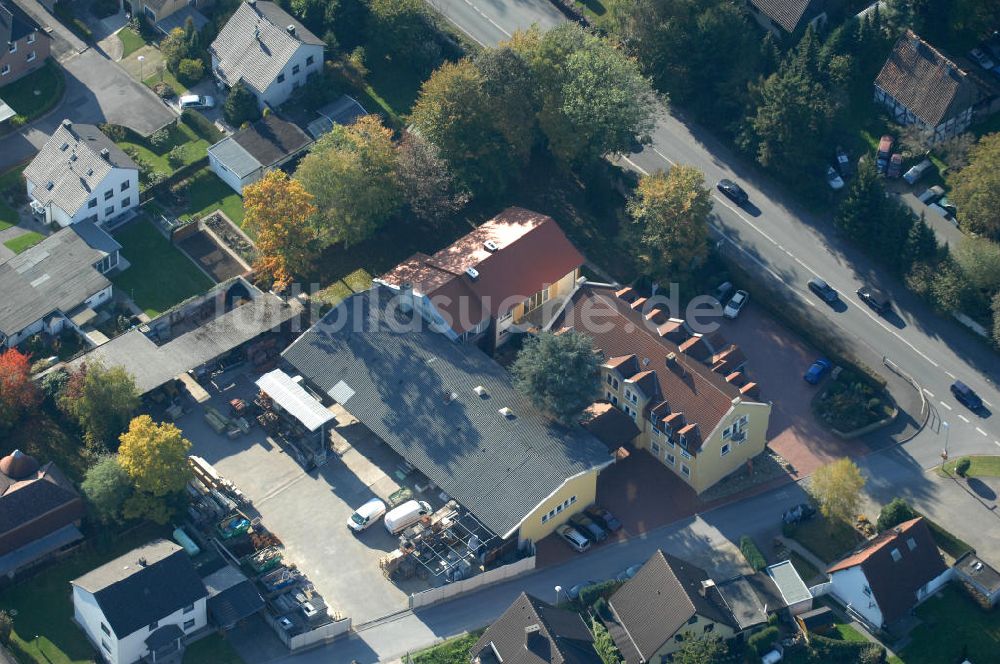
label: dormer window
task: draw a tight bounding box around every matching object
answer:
[906,537,916,551]
[890,548,902,562]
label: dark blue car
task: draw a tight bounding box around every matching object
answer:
[804,359,832,385]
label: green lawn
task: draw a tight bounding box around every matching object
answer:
[0,164,26,229]
[111,218,213,317]
[144,68,187,97]
[0,59,65,122]
[118,27,146,59]
[940,455,1000,478]
[3,230,45,253]
[830,623,867,643]
[895,586,1000,664]
[117,122,210,175]
[412,631,484,664]
[787,516,862,564]
[183,169,244,226]
[922,514,974,561]
[182,633,244,664]
[0,523,169,664]
[365,54,426,119]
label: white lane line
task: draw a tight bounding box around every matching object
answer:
[995,440,1000,448]
[460,0,511,38]
[958,414,970,423]
[620,155,649,176]
[976,427,988,437]
[939,401,953,411]
[983,399,994,407]
[945,371,956,379]
[923,388,935,398]
[652,147,675,165]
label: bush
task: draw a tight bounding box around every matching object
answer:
[877,497,917,532]
[180,109,224,142]
[148,127,171,149]
[748,626,779,656]
[153,81,176,100]
[223,80,260,127]
[955,457,971,477]
[98,122,129,142]
[166,145,187,167]
[592,618,623,664]
[578,579,621,608]
[740,535,767,571]
[177,58,205,86]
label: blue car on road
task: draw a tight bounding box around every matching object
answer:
[804,359,832,385]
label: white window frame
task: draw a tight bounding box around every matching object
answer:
[8,42,15,54]
[666,453,675,466]
[27,33,36,44]
[651,441,660,456]
[26,51,36,62]
[1,64,9,76]
[680,463,690,477]
[721,443,731,457]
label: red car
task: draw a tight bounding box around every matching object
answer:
[887,153,903,178]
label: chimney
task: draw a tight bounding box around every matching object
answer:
[399,281,414,313]
[100,148,110,160]
[255,25,261,40]
[465,267,480,281]
[524,624,550,660]
[138,557,148,567]
[483,240,499,253]
[287,24,296,36]
[699,579,715,597]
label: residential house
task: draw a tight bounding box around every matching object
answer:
[606,550,767,662]
[825,517,951,630]
[875,31,983,142]
[377,207,585,348]
[305,94,367,139]
[0,450,85,580]
[130,0,212,35]
[470,592,603,664]
[281,286,614,548]
[0,221,121,349]
[209,0,325,111]
[745,0,842,37]
[0,1,50,86]
[72,539,209,664]
[202,564,265,631]
[554,284,772,494]
[953,552,1000,609]
[24,120,139,228]
[208,113,312,194]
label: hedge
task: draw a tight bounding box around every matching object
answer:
[578,580,621,608]
[740,535,767,571]
[181,109,224,143]
[748,626,779,656]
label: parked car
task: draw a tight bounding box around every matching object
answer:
[179,94,215,110]
[712,281,734,306]
[835,146,852,176]
[557,524,591,553]
[570,513,607,543]
[876,135,894,173]
[903,158,933,185]
[807,278,839,304]
[567,580,597,600]
[969,47,996,70]
[346,497,386,532]
[383,500,431,534]
[825,165,845,190]
[918,185,945,204]
[887,153,904,178]
[938,194,957,216]
[716,179,749,205]
[804,358,832,385]
[585,505,623,533]
[723,290,749,319]
[783,502,817,524]
[927,202,952,219]
[856,284,891,315]
[616,564,643,582]
[951,380,984,411]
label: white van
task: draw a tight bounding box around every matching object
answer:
[384,500,432,534]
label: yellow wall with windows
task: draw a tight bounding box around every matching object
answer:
[689,401,770,493]
[511,269,580,324]
[516,467,599,546]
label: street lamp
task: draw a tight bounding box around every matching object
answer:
[138,55,145,81]
[554,585,562,605]
[941,420,951,462]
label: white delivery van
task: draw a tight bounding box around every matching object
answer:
[384,500,432,534]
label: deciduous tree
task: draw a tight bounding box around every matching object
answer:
[296,115,402,246]
[395,131,469,224]
[954,235,1000,295]
[118,415,192,524]
[0,348,41,431]
[58,361,139,448]
[992,292,1000,348]
[366,0,441,71]
[628,166,711,283]
[512,330,600,425]
[223,80,261,127]
[243,170,318,290]
[951,132,1000,241]
[876,497,917,532]
[673,635,727,664]
[81,455,133,524]
[808,458,866,527]
[592,617,623,664]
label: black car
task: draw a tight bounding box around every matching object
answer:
[951,381,984,411]
[717,179,748,205]
[783,503,817,524]
[585,505,623,533]
[856,285,891,315]
[569,514,607,543]
[808,278,839,304]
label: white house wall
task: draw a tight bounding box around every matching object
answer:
[829,566,884,628]
[258,43,324,109]
[208,151,253,195]
[73,586,121,664]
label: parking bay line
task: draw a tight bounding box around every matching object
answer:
[976,427,987,437]
[939,401,952,411]
[923,388,935,398]
[958,414,970,424]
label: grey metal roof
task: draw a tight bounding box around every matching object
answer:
[307,95,367,138]
[208,136,262,179]
[210,0,323,93]
[766,560,811,606]
[0,225,111,338]
[0,523,82,576]
[256,368,334,432]
[70,220,121,256]
[23,121,138,217]
[282,287,613,539]
[72,539,208,637]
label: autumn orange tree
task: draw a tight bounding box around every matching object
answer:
[243,170,318,291]
[0,348,41,431]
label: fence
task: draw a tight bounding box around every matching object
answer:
[264,612,352,650]
[883,355,930,437]
[408,556,536,609]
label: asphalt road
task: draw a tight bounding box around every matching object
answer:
[425,0,1000,466]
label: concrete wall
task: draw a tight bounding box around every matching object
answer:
[517,469,600,546]
[264,613,351,650]
[408,556,536,609]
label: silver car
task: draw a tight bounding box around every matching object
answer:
[723,290,749,319]
[557,524,591,552]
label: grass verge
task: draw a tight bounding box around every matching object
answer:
[182,169,244,226]
[411,630,484,664]
[3,231,44,254]
[182,633,244,664]
[921,514,973,561]
[894,585,1000,664]
[787,550,822,584]
[939,455,1000,478]
[144,68,187,98]
[118,27,146,59]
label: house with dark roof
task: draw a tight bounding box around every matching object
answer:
[875,31,983,142]
[377,207,585,348]
[471,592,603,664]
[825,517,951,629]
[553,284,772,494]
[208,113,313,193]
[0,0,50,86]
[72,539,209,664]
[209,0,325,110]
[281,286,614,547]
[0,221,121,349]
[605,550,767,662]
[745,0,842,37]
[24,120,139,227]
[0,450,85,579]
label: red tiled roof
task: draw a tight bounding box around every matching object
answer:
[380,208,585,334]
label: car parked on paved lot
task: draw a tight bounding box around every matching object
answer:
[570,513,607,543]
[557,524,591,552]
[903,158,933,185]
[826,165,845,190]
[807,278,839,304]
[616,564,642,582]
[887,153,903,178]
[384,500,431,534]
[567,580,597,600]
[804,358,832,385]
[179,94,215,110]
[717,179,749,205]
[857,284,891,314]
[783,502,817,524]
[835,146,851,176]
[724,290,749,319]
[347,497,386,532]
[585,505,623,533]
[712,281,734,307]
[970,47,996,70]
[951,381,984,411]
[876,135,894,173]
[918,185,945,204]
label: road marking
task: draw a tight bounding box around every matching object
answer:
[984,399,994,407]
[923,388,935,398]
[976,427,987,437]
[939,401,952,411]
[995,440,1000,448]
[958,414,970,423]
[620,155,649,176]
[945,370,956,379]
[460,0,511,38]
[651,147,675,165]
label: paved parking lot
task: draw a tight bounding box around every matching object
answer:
[173,369,416,625]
